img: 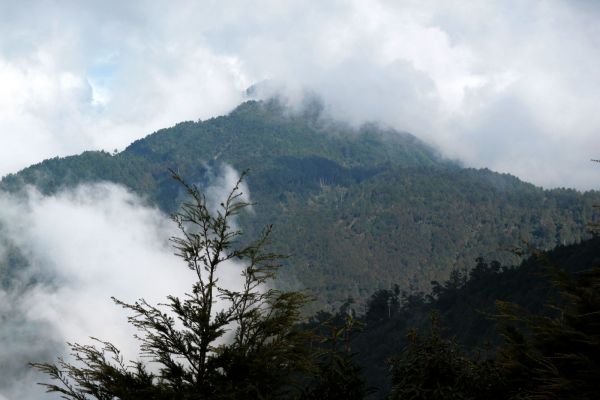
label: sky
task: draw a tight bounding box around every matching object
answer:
[1,1,600,189]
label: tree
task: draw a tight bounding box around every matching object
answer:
[388,314,507,400]
[32,171,313,399]
[299,308,374,400]
[497,263,600,400]
[365,288,400,323]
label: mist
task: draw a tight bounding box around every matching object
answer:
[0,165,250,399]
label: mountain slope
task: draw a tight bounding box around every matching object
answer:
[2,100,599,306]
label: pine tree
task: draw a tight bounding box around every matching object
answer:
[497,263,600,400]
[388,314,506,400]
[32,171,313,400]
[299,310,374,400]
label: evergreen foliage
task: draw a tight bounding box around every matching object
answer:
[497,262,600,399]
[299,312,373,400]
[344,237,600,397]
[2,100,599,308]
[388,315,506,400]
[31,172,315,399]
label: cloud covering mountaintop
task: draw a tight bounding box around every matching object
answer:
[1,0,600,189]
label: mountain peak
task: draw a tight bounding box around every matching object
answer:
[2,99,598,308]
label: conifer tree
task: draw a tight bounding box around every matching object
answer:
[388,314,507,400]
[32,171,313,400]
[497,264,600,399]
[299,311,374,400]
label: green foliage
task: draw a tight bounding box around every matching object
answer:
[365,286,401,324]
[339,238,600,399]
[497,262,600,399]
[3,100,600,308]
[32,340,163,400]
[31,172,314,400]
[299,312,374,400]
[344,238,600,400]
[347,237,600,397]
[388,315,506,400]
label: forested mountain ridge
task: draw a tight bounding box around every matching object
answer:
[2,99,599,306]
[0,100,442,204]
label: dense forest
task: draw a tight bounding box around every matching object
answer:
[32,173,600,399]
[2,100,599,309]
[317,235,600,397]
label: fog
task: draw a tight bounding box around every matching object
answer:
[0,165,249,399]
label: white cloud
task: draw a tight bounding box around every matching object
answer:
[0,165,250,399]
[0,1,249,176]
[0,183,183,399]
[1,0,600,189]
[203,162,252,216]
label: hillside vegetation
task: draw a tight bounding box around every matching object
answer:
[2,99,599,306]
[333,236,600,396]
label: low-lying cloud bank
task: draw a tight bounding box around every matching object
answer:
[0,165,250,399]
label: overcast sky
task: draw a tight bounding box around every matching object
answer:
[1,0,600,189]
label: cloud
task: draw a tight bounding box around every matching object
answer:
[203,162,252,216]
[1,0,600,189]
[0,165,249,399]
[239,0,600,189]
[0,1,249,177]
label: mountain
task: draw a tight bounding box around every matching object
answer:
[2,99,599,307]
